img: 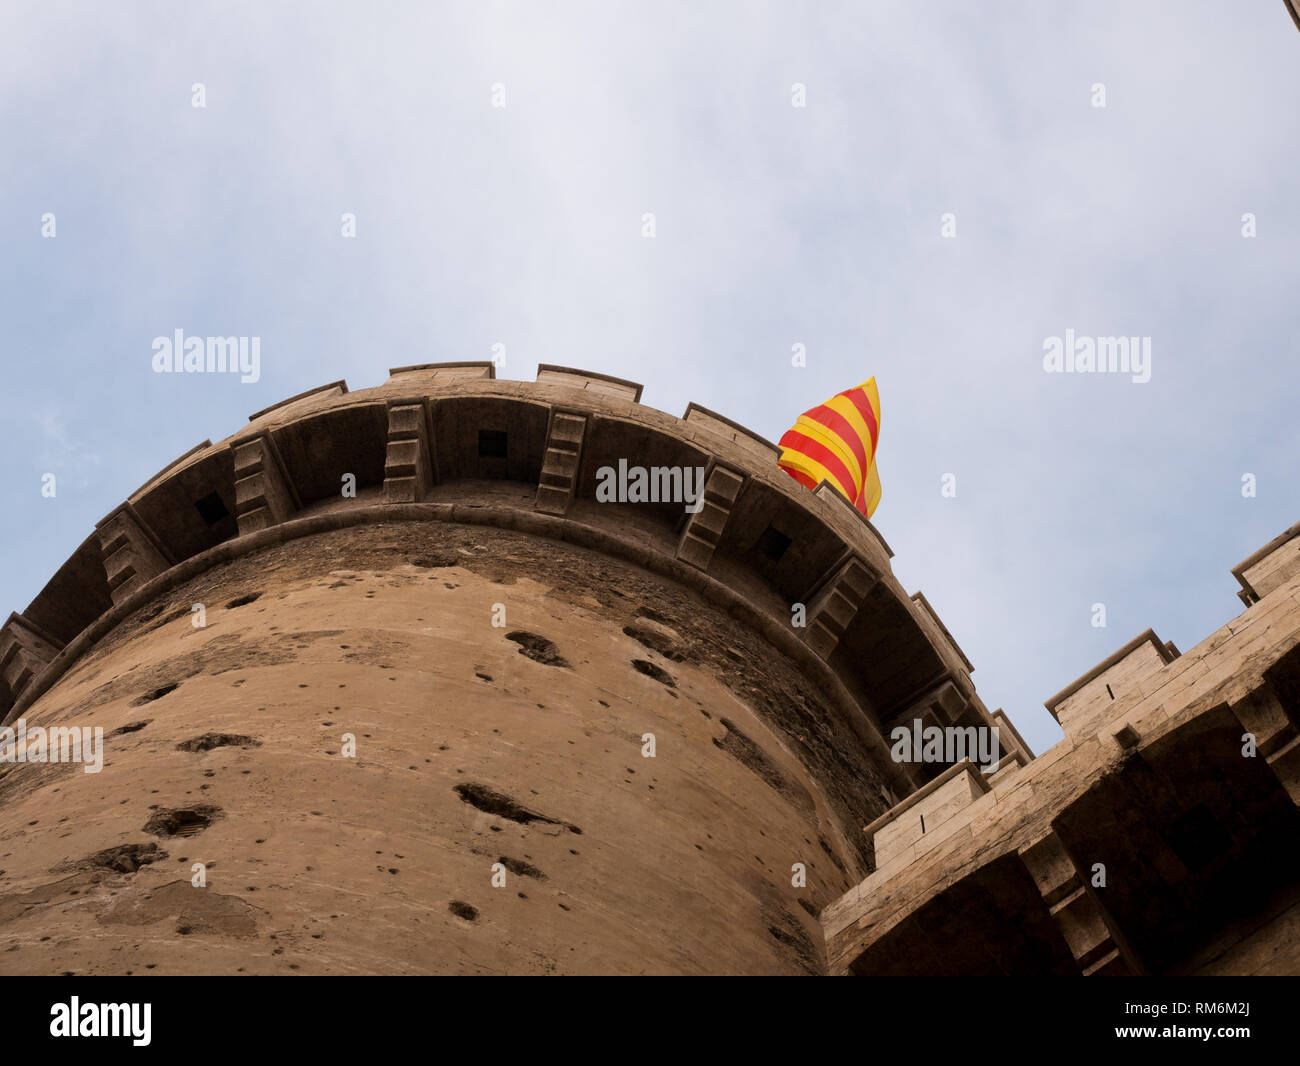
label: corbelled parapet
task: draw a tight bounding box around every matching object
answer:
[823,520,1300,976]
[2,363,1003,827]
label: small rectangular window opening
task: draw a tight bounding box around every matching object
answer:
[195,491,230,526]
[756,525,792,561]
[478,429,508,458]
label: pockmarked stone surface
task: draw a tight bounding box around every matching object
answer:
[0,363,1295,975]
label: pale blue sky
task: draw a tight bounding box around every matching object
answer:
[2,1,1297,755]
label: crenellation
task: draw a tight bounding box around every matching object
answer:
[536,364,643,403]
[910,591,975,675]
[826,522,1300,976]
[991,708,1034,762]
[9,368,1295,977]
[1046,629,1178,738]
[247,379,348,423]
[1232,518,1300,605]
[387,361,495,383]
[682,401,779,461]
[871,762,990,868]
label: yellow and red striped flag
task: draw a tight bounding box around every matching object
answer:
[777,378,882,519]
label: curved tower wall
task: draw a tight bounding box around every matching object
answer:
[0,363,1016,975]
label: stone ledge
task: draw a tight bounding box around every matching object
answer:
[536,364,643,402]
[683,401,778,459]
[1233,519,1300,605]
[1044,628,1179,723]
[247,379,348,422]
[388,361,496,382]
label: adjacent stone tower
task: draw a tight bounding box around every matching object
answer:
[0,363,1019,975]
[825,523,1300,976]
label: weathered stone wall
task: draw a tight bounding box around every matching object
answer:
[0,365,996,975]
[0,523,881,974]
[1191,892,1300,976]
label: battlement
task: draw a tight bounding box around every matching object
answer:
[824,520,1300,976]
[7,366,1297,977]
[0,365,998,817]
[1232,518,1300,606]
[1045,629,1181,740]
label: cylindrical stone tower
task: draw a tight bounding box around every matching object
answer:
[0,363,1019,975]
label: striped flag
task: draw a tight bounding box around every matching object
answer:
[777,378,882,519]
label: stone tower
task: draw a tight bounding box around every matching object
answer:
[0,363,1020,975]
[7,362,1295,977]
